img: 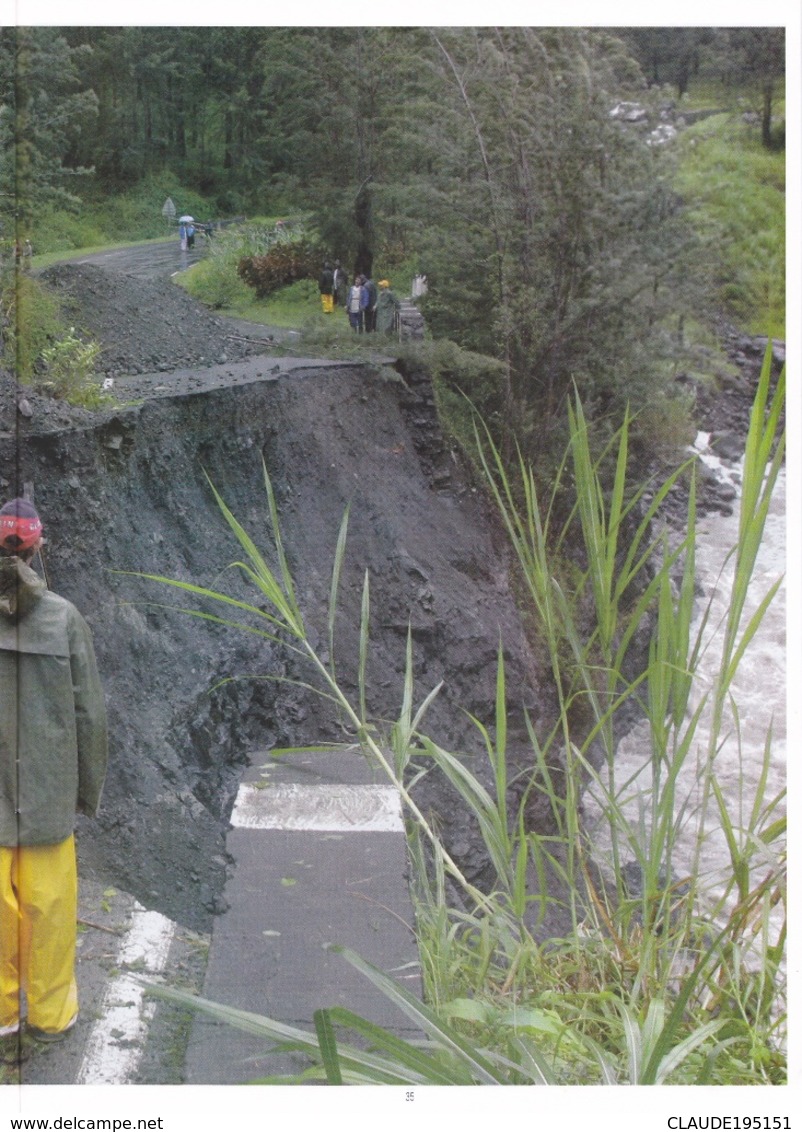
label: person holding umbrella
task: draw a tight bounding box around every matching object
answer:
[178,215,194,251]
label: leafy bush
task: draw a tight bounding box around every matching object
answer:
[180,254,253,311]
[1,266,107,400]
[179,221,306,312]
[238,237,321,299]
[631,387,697,461]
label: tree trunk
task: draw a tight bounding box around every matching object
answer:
[761,82,773,149]
[353,179,373,278]
[223,109,234,170]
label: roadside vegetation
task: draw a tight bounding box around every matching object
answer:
[177,218,418,335]
[29,177,218,258]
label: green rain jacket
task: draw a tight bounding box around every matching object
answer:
[0,556,108,846]
[375,288,401,334]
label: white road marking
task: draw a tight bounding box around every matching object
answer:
[76,904,176,1085]
[230,782,404,832]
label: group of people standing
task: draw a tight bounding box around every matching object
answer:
[318,261,401,335]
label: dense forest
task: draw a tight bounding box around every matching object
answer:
[0,26,786,456]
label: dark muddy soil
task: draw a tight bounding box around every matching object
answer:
[38,263,271,377]
[1,260,783,936]
[2,262,544,932]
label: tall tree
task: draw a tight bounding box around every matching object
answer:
[254,27,405,274]
[0,28,97,238]
[382,28,694,451]
[615,28,715,97]
[723,28,785,149]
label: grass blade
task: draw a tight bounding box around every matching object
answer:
[313,1009,343,1084]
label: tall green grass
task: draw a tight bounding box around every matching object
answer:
[1,267,63,379]
[139,354,785,1084]
[675,115,785,338]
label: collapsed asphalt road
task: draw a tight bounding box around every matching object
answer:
[4,349,542,933]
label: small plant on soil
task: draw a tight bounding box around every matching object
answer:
[38,327,109,408]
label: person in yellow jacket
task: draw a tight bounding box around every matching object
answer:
[0,499,108,1065]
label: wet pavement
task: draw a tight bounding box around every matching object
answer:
[185,750,421,1084]
[1,879,207,1087]
[69,237,208,280]
[0,749,420,1087]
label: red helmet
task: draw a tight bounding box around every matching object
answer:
[0,499,43,552]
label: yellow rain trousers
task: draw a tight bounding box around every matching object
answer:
[0,836,78,1035]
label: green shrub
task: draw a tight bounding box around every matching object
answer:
[181,255,253,311]
[180,220,322,318]
[38,326,108,407]
[1,269,63,379]
[632,388,697,461]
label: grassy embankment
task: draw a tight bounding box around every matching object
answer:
[26,175,216,259]
[675,109,785,341]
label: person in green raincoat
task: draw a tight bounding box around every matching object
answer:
[1,499,107,1063]
[375,279,401,335]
